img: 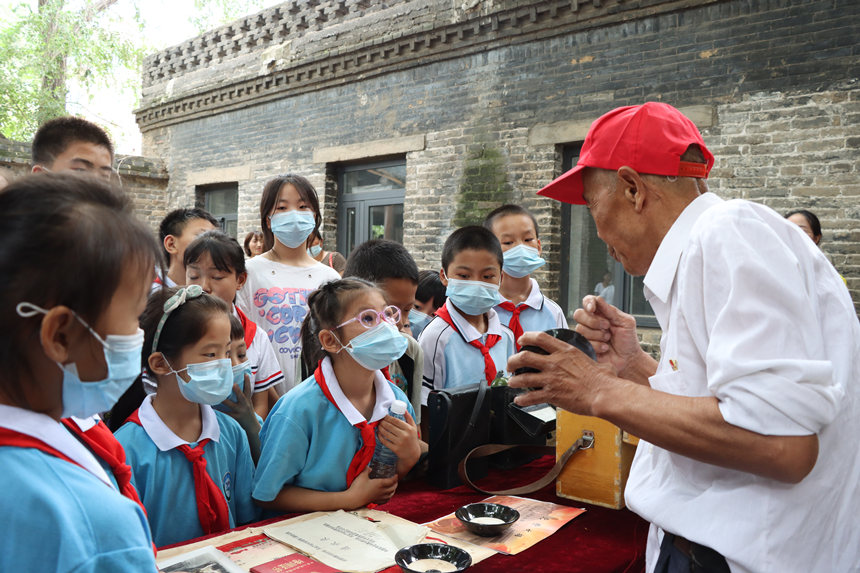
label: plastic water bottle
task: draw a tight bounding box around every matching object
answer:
[368,400,407,479]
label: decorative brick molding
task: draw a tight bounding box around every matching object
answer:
[136,0,716,131]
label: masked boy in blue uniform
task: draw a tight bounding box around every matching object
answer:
[253,278,421,512]
[419,226,516,406]
[484,205,568,350]
[0,174,158,571]
[116,286,258,548]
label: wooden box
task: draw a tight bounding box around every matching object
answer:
[555,410,638,509]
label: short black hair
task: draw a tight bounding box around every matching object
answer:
[483,204,540,240]
[0,173,160,402]
[785,209,822,238]
[31,116,114,167]
[344,239,419,284]
[140,287,231,377]
[158,208,219,263]
[416,269,446,310]
[229,313,244,341]
[184,230,246,276]
[441,225,504,272]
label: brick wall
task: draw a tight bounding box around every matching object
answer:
[137,0,860,313]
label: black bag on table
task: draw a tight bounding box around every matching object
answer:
[427,381,491,489]
[427,380,556,488]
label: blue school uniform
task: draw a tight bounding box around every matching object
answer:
[65,415,123,489]
[0,405,155,572]
[418,300,516,404]
[115,395,258,548]
[253,357,414,502]
[494,278,568,336]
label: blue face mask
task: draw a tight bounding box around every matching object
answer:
[232,360,252,388]
[169,358,233,406]
[215,360,252,412]
[444,275,502,316]
[16,302,144,419]
[308,244,323,258]
[408,308,432,339]
[335,321,408,371]
[503,244,546,278]
[270,210,316,248]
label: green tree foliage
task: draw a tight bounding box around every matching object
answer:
[0,0,143,140]
[190,0,269,33]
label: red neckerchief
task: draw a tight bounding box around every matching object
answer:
[0,426,85,469]
[497,301,526,351]
[62,418,147,516]
[127,409,230,535]
[314,361,393,487]
[234,305,257,350]
[435,305,501,385]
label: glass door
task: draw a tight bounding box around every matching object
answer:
[337,159,406,256]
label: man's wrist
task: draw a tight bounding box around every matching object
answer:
[619,349,658,384]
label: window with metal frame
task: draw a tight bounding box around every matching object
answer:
[197,183,239,239]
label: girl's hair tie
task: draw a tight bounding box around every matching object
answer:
[151,285,204,354]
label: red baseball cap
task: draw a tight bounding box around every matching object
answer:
[537,102,714,205]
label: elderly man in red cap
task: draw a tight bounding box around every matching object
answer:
[508,102,860,573]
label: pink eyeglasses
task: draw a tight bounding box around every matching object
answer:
[335,306,401,330]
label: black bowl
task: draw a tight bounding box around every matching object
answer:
[514,327,596,375]
[395,543,472,573]
[455,502,520,536]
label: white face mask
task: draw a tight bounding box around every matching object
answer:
[330,321,409,371]
[167,358,233,406]
[16,302,144,418]
[270,210,316,248]
[442,272,502,316]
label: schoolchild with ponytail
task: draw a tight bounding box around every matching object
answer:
[115,286,258,547]
[253,278,421,512]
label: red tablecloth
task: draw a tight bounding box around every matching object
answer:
[383,455,648,573]
[161,455,648,573]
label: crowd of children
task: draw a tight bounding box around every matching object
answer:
[0,116,569,571]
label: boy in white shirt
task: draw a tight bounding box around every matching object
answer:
[483,204,567,350]
[419,226,516,407]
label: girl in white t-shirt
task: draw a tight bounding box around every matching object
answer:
[236,174,340,397]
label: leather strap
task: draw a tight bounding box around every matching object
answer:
[457,433,591,496]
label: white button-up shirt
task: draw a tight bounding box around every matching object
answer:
[625,192,860,573]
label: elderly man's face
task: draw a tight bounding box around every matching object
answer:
[582,168,652,277]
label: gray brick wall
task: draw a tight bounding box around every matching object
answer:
[138,0,860,314]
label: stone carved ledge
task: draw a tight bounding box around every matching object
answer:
[136,0,712,132]
[144,0,374,87]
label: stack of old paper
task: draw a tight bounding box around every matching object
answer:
[156,508,496,573]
